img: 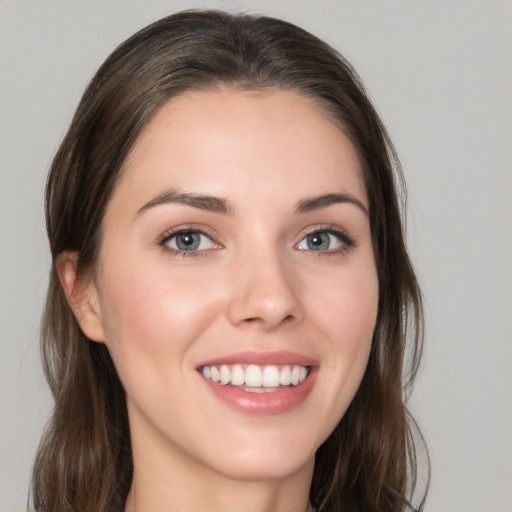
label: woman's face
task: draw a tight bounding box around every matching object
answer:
[87,89,378,482]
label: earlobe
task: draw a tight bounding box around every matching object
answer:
[56,251,107,343]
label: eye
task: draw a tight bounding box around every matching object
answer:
[296,229,354,252]
[161,229,217,253]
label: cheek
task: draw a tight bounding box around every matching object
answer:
[335,274,377,378]
[307,263,378,421]
[312,264,378,348]
[337,275,378,349]
[97,257,223,379]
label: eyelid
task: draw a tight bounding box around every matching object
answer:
[295,224,356,252]
[157,224,222,255]
[156,223,355,256]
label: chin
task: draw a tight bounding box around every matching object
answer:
[209,451,314,482]
[192,426,319,482]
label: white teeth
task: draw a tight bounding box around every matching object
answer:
[200,363,310,389]
[231,364,244,385]
[220,365,230,385]
[210,366,220,383]
[291,365,301,386]
[279,365,292,385]
[262,366,280,387]
[245,365,262,387]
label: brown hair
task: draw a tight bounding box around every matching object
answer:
[32,10,428,512]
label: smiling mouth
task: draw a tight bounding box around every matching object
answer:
[200,364,310,392]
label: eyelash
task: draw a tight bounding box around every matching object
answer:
[298,225,356,255]
[157,225,356,257]
[157,226,220,258]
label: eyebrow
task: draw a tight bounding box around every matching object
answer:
[137,190,368,217]
[294,193,368,216]
[137,190,235,215]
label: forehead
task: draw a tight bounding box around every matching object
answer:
[113,88,367,213]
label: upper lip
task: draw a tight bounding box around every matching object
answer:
[196,350,319,369]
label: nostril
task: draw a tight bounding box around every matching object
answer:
[243,314,295,326]
[283,315,295,324]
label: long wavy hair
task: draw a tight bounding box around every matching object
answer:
[32,10,428,512]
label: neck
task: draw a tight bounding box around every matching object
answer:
[125,431,314,512]
[125,462,314,512]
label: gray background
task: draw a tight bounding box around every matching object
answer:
[1,1,511,511]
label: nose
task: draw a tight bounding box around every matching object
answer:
[226,248,304,330]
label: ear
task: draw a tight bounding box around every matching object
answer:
[56,251,106,343]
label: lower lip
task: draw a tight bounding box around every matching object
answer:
[201,368,317,415]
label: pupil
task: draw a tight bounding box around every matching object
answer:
[182,234,194,245]
[308,232,329,250]
[177,232,199,250]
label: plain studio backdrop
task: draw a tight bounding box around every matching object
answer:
[0,1,511,511]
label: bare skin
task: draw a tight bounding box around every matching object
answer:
[59,89,378,512]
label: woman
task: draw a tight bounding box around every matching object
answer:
[32,9,427,512]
